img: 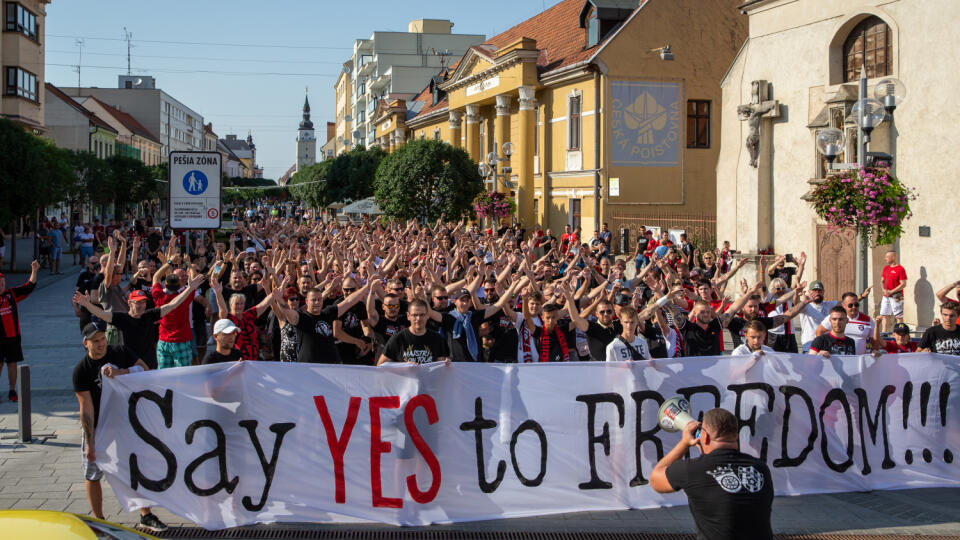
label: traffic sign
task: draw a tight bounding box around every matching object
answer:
[169,151,222,229]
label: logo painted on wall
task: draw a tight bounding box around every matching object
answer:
[610,81,681,167]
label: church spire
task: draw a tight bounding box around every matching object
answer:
[299,87,314,130]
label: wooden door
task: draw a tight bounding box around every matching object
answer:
[816,225,856,300]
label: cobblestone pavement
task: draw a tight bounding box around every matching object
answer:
[2,266,960,536]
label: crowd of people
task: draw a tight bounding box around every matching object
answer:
[2,202,960,533]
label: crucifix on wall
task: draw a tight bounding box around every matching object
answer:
[737,80,781,168]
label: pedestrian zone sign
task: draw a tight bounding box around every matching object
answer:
[169,151,222,229]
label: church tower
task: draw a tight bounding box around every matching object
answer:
[296,90,316,172]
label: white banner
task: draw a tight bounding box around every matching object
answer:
[96,354,960,529]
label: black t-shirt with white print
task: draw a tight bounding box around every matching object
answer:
[382,328,449,364]
[665,448,774,540]
[294,306,341,364]
[918,325,960,355]
[810,332,856,355]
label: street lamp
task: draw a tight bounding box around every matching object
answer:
[816,127,845,165]
[874,77,906,114]
[850,97,885,143]
[479,142,513,191]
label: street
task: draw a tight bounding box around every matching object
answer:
[1,262,959,537]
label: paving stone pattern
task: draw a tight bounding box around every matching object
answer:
[2,266,960,535]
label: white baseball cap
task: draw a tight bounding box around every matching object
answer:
[213,319,240,335]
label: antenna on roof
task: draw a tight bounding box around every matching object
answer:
[74,39,84,94]
[431,48,451,70]
[122,27,133,75]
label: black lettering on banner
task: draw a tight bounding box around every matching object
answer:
[728,383,775,462]
[576,393,625,490]
[459,397,506,493]
[128,390,177,492]
[920,381,932,426]
[509,420,548,487]
[629,391,664,486]
[238,420,296,512]
[773,385,818,468]
[677,385,721,422]
[902,381,912,429]
[819,388,855,473]
[184,420,239,496]
[854,386,897,475]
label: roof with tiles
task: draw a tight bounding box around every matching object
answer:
[84,95,160,143]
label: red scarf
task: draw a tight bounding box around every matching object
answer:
[539,325,569,362]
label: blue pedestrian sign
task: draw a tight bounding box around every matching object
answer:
[169,151,222,229]
[182,170,208,195]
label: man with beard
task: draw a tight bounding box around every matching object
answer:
[816,290,877,352]
[797,281,837,352]
[366,285,408,360]
[567,298,621,361]
[271,278,370,363]
[333,277,372,364]
[726,287,811,350]
[429,284,515,362]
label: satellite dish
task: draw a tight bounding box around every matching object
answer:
[134,78,143,85]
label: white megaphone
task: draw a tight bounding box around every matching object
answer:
[658,397,701,437]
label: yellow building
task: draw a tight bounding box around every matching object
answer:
[1,0,49,133]
[382,0,745,244]
[334,65,352,155]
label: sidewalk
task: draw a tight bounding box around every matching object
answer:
[1,270,960,535]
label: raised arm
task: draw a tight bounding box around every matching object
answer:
[936,280,960,304]
[72,291,113,324]
[719,281,764,328]
[160,273,207,317]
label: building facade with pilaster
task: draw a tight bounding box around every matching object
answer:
[378,0,745,239]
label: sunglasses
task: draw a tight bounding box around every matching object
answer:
[483,288,497,293]
[342,288,356,293]
[389,287,403,292]
[434,296,449,301]
[598,309,613,314]
[383,303,400,309]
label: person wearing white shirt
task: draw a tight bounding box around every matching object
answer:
[605,306,650,361]
[731,319,775,355]
[797,281,836,351]
[816,290,877,351]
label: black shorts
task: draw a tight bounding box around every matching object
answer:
[771,333,798,353]
[0,336,24,363]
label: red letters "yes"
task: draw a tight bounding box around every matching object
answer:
[313,394,442,508]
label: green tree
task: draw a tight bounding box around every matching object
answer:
[0,119,73,226]
[289,160,333,209]
[373,139,483,221]
[105,154,156,212]
[327,146,386,203]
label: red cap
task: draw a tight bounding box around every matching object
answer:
[129,290,148,302]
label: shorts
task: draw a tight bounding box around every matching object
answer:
[81,431,103,481]
[0,336,24,363]
[880,295,904,318]
[80,246,94,259]
[770,333,798,353]
[156,340,194,369]
[50,247,62,260]
[0,246,5,258]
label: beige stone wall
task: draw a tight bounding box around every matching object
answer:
[716,0,960,326]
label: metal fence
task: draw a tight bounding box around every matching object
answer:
[606,209,717,256]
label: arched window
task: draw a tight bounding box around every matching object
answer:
[843,16,892,82]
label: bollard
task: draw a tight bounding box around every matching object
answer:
[17,364,30,443]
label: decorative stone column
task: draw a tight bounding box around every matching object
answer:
[395,127,406,149]
[494,94,512,194]
[448,110,462,148]
[516,86,536,227]
[464,104,480,162]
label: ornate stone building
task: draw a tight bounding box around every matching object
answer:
[296,92,316,172]
[716,0,957,326]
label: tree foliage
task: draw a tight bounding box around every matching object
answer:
[289,160,333,209]
[373,139,483,221]
[0,118,74,225]
[326,146,386,203]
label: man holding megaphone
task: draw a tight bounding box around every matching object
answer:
[650,405,773,540]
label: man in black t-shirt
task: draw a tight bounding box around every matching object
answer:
[272,281,370,363]
[72,323,167,532]
[567,297,621,361]
[651,408,773,540]
[367,291,409,359]
[378,300,449,365]
[809,306,858,358]
[919,302,960,356]
[203,319,244,364]
[665,282,760,356]
[72,275,203,369]
[432,287,511,362]
[334,278,372,365]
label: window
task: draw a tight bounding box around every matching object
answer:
[433,129,441,141]
[4,66,37,101]
[533,198,539,220]
[686,100,710,148]
[843,16,892,82]
[569,199,581,232]
[533,106,539,157]
[568,95,581,150]
[585,6,599,46]
[5,3,38,40]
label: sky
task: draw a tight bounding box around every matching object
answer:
[45,0,561,180]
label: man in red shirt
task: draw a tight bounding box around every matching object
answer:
[880,250,907,332]
[0,260,39,402]
[560,225,574,255]
[152,263,196,369]
[884,323,918,354]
